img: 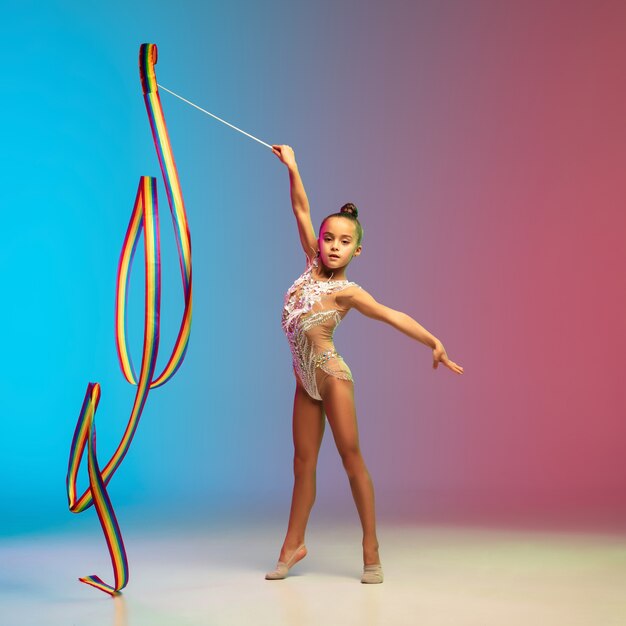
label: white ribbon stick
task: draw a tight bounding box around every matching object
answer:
[157,83,272,150]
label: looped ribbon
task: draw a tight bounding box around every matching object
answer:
[66,43,192,595]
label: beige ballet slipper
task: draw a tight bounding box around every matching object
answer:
[265,543,307,580]
[361,563,384,584]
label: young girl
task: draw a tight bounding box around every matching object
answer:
[266,145,464,584]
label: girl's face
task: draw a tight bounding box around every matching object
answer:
[318,216,361,268]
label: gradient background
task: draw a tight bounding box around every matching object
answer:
[1,0,625,539]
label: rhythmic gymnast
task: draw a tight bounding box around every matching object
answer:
[265,144,464,584]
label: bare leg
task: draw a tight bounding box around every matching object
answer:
[320,375,381,566]
[277,378,325,564]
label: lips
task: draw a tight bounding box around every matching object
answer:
[329,254,340,259]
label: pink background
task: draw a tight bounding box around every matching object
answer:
[1,0,624,534]
[297,0,626,529]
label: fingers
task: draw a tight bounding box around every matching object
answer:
[271,144,295,162]
[433,352,464,374]
[447,360,464,374]
[271,144,294,154]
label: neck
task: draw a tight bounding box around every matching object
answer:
[315,261,347,281]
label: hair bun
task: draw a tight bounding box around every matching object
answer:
[340,202,359,218]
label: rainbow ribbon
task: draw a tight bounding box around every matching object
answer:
[66,43,192,596]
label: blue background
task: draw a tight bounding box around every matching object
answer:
[2,0,625,538]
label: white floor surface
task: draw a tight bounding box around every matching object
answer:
[1,521,625,626]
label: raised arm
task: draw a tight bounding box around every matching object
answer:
[272,144,318,261]
[338,287,464,374]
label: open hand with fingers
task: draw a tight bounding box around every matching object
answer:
[432,341,464,374]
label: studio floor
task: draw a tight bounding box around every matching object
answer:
[2,519,625,626]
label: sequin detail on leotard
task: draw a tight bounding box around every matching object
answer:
[281,254,362,400]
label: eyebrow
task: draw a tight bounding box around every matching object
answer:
[323,231,353,239]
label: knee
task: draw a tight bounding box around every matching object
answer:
[340,447,365,478]
[293,454,317,478]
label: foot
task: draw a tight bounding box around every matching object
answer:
[361,563,384,584]
[265,543,307,580]
[361,543,382,583]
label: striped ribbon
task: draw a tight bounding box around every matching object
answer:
[66,43,192,595]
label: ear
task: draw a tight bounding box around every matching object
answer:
[353,245,362,257]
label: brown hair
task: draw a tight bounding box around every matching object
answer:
[320,203,364,246]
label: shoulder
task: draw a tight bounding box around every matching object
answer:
[335,284,367,309]
[336,285,394,322]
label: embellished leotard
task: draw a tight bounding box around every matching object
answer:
[282,253,362,401]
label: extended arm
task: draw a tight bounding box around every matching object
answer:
[272,144,318,260]
[347,288,438,347]
[287,159,309,213]
[341,287,464,374]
